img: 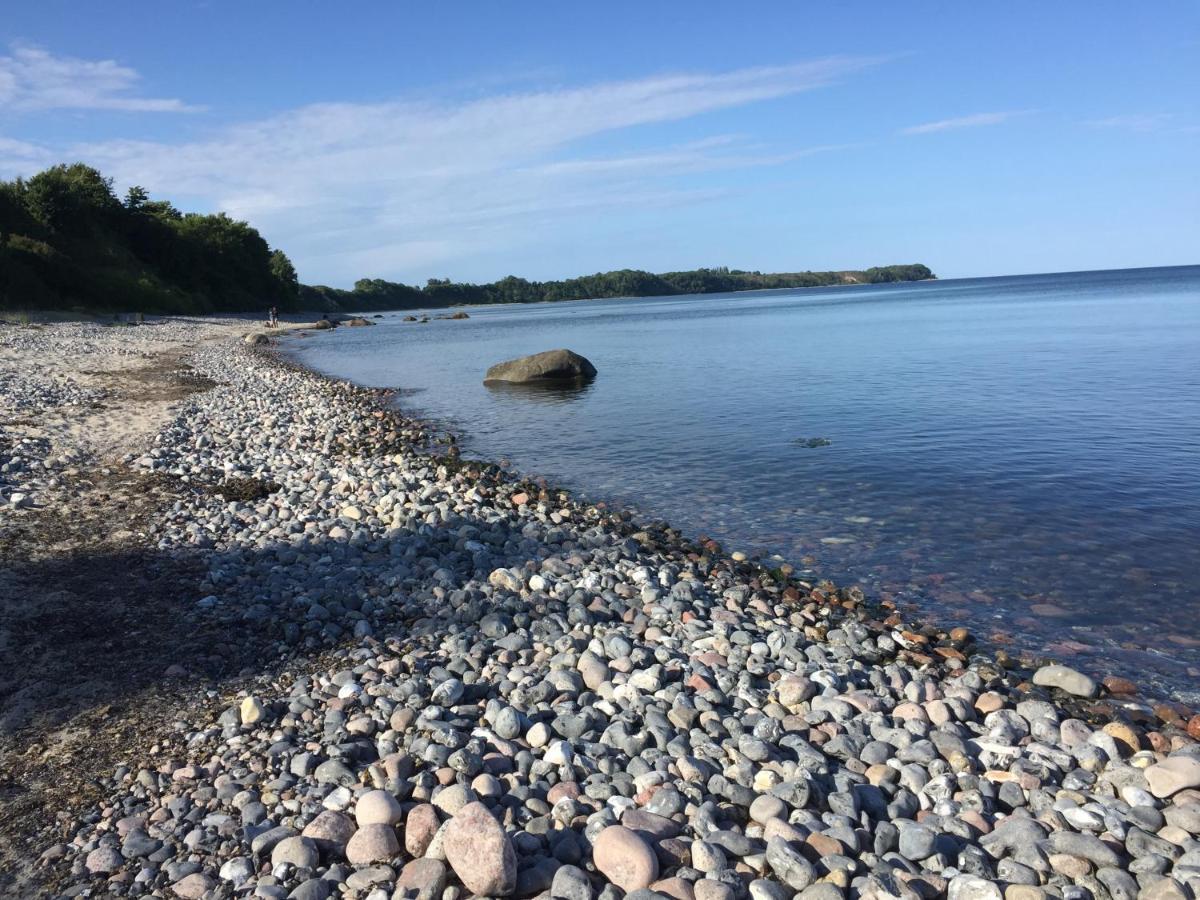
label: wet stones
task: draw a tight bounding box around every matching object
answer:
[1032,664,1099,698]
[1145,756,1200,798]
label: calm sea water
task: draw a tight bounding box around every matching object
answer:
[287,266,1200,699]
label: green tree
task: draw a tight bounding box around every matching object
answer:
[23,163,119,234]
[124,185,150,210]
[270,249,299,299]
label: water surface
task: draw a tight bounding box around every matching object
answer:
[288,266,1200,699]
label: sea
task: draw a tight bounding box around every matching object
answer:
[286,265,1200,700]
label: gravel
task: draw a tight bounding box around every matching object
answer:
[19,328,1200,900]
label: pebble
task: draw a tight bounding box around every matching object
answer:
[26,326,1200,900]
[240,695,265,725]
[593,825,658,892]
[443,802,517,896]
[171,873,215,898]
[396,858,448,900]
[1145,756,1200,798]
[1032,663,1099,698]
[345,823,400,865]
[354,790,403,827]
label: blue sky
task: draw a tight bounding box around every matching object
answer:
[1,2,1196,286]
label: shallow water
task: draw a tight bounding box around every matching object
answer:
[287,265,1200,699]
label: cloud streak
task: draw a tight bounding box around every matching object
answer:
[0,56,877,283]
[0,44,196,113]
[1085,113,1175,132]
[900,110,1030,135]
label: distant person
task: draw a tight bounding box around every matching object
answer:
[268,306,278,328]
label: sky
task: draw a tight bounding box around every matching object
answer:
[0,2,1197,286]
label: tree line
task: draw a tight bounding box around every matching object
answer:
[0,163,933,314]
[301,263,934,311]
[0,163,298,313]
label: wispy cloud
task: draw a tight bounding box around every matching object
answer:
[900,110,1031,135]
[0,56,877,283]
[0,44,197,113]
[1085,113,1175,132]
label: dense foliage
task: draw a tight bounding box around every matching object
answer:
[1,163,932,314]
[302,264,935,312]
[0,163,298,313]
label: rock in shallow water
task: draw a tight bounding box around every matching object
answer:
[483,348,597,384]
[1032,663,1098,697]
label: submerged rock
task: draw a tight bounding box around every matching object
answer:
[483,348,597,384]
[1033,663,1098,698]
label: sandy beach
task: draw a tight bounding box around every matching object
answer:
[2,318,1199,900]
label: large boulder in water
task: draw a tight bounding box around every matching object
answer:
[484,349,597,385]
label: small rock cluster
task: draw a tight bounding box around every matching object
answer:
[31,334,1200,900]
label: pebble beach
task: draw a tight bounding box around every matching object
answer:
[3,319,1200,900]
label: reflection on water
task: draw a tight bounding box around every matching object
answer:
[288,265,1200,700]
[484,378,597,404]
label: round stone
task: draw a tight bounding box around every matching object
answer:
[346,823,401,865]
[592,825,658,892]
[302,809,357,853]
[272,835,320,869]
[355,789,403,827]
[1032,664,1098,698]
[1146,757,1200,798]
[85,846,124,875]
[172,873,215,899]
[443,801,517,896]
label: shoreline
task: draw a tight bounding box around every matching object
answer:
[2,320,1199,898]
[281,316,1198,705]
